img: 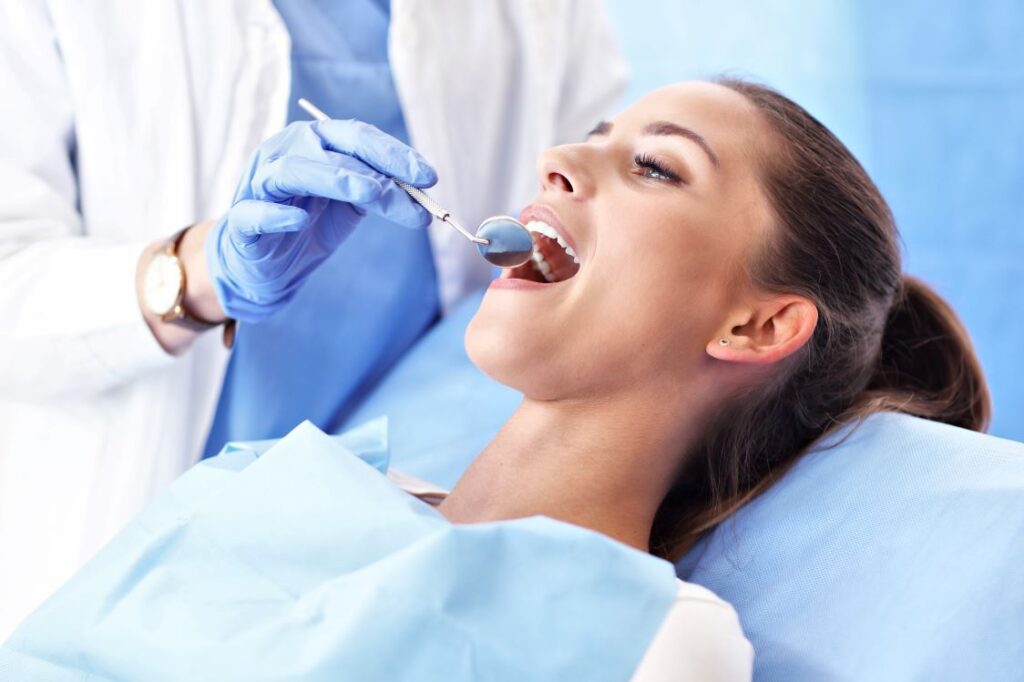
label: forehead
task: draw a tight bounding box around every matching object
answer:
[614,82,768,165]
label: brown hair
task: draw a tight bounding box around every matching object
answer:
[649,79,991,561]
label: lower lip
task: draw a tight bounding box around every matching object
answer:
[489,276,553,291]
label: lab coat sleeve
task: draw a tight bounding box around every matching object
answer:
[0,0,173,401]
[554,0,630,144]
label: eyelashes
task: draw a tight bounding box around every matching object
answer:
[633,153,683,184]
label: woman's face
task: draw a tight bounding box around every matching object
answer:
[466,82,776,402]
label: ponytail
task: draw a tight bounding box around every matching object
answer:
[862,275,991,432]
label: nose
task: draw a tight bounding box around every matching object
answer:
[536,145,594,200]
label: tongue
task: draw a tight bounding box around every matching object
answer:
[507,259,548,283]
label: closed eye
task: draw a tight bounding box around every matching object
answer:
[634,153,682,184]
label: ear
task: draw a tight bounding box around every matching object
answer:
[706,295,818,365]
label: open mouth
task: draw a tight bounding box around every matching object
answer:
[504,220,581,284]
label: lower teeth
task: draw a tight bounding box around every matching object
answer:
[531,251,555,282]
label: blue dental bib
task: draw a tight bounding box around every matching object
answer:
[2,420,678,681]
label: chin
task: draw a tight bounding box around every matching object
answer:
[465,305,516,385]
[465,298,552,397]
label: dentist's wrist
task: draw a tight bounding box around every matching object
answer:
[136,221,229,356]
[177,220,227,323]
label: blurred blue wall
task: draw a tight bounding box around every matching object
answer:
[605,0,1024,439]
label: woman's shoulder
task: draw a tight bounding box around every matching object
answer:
[630,579,754,682]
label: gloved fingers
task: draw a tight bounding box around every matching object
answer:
[227,200,310,243]
[252,155,384,205]
[316,200,362,250]
[319,152,433,229]
[311,119,438,188]
[367,177,435,230]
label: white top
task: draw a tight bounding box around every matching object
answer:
[390,471,755,681]
[631,580,754,682]
[0,0,626,639]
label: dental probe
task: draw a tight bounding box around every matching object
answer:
[297,98,533,268]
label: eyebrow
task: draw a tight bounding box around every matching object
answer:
[588,120,720,168]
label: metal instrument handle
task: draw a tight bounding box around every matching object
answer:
[297,98,488,246]
[393,180,487,245]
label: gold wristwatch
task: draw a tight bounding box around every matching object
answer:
[142,227,225,331]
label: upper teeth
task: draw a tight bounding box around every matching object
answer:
[525,220,579,264]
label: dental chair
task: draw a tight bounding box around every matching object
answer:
[341,290,1024,681]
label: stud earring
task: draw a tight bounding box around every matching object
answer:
[719,338,730,346]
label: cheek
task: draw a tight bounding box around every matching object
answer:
[463,206,748,399]
[576,269,704,381]
[570,220,738,378]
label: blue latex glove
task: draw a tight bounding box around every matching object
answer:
[206,120,437,321]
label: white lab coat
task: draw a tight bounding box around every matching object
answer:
[0,0,626,637]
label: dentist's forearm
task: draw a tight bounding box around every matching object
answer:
[137,221,228,355]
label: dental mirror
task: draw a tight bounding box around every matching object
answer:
[391,182,534,269]
[297,98,534,269]
[474,216,534,268]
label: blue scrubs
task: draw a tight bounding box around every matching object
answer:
[203,0,440,456]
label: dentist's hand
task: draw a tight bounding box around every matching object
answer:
[206,120,436,321]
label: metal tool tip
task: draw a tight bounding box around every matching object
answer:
[476,217,533,268]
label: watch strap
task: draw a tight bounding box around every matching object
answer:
[158,227,228,332]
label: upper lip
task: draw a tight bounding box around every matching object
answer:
[518,203,580,256]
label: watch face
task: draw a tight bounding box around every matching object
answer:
[143,252,184,316]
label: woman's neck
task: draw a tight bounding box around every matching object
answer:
[437,388,704,552]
